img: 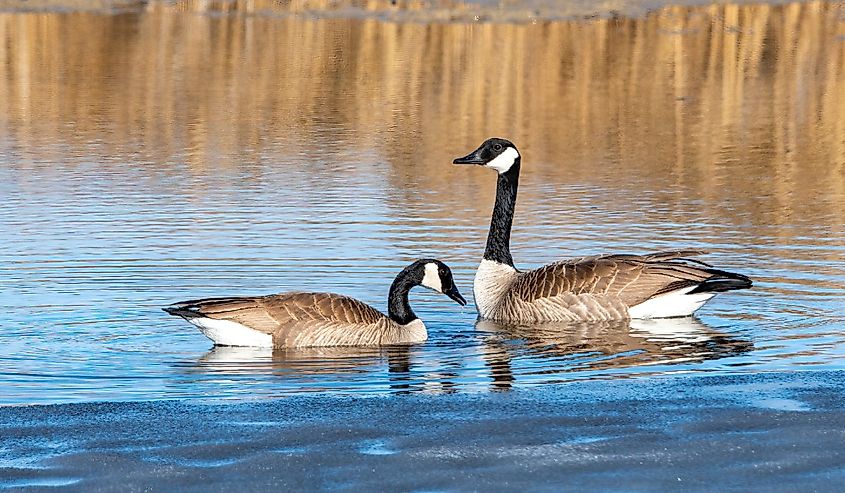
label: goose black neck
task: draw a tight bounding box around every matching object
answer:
[484,160,520,266]
[387,270,418,325]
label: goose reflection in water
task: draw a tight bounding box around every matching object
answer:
[196,345,409,373]
[186,318,750,394]
[191,345,449,394]
[476,317,753,390]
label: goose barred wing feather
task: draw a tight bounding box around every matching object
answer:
[173,296,280,332]
[511,251,718,307]
[178,292,391,347]
[266,292,391,347]
[639,249,710,262]
[261,292,385,325]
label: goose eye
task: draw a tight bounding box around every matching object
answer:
[493,143,503,151]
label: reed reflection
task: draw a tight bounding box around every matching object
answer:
[1,2,843,236]
[476,318,753,390]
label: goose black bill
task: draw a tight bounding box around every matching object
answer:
[452,149,485,165]
[445,285,467,306]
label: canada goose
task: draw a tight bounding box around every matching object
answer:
[453,138,752,322]
[163,259,466,348]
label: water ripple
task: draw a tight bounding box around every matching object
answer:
[2,4,845,405]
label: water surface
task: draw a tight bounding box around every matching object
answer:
[1,1,844,405]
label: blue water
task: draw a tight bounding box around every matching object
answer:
[1,3,844,405]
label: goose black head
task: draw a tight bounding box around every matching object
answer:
[453,137,520,174]
[416,259,467,306]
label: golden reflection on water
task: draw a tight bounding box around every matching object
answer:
[1,1,843,233]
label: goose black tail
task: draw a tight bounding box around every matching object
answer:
[162,305,200,318]
[687,269,753,294]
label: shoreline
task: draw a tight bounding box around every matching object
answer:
[0,0,805,22]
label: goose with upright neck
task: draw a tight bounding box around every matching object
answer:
[164,259,466,348]
[454,138,752,323]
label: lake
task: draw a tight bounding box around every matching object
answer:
[1,1,844,406]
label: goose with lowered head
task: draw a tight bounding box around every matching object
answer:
[164,259,466,348]
[453,137,752,323]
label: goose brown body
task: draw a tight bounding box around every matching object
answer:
[166,292,418,347]
[474,250,750,322]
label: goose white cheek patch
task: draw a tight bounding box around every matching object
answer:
[421,263,443,293]
[486,147,519,173]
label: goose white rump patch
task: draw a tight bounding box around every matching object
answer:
[628,286,716,319]
[188,317,274,347]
